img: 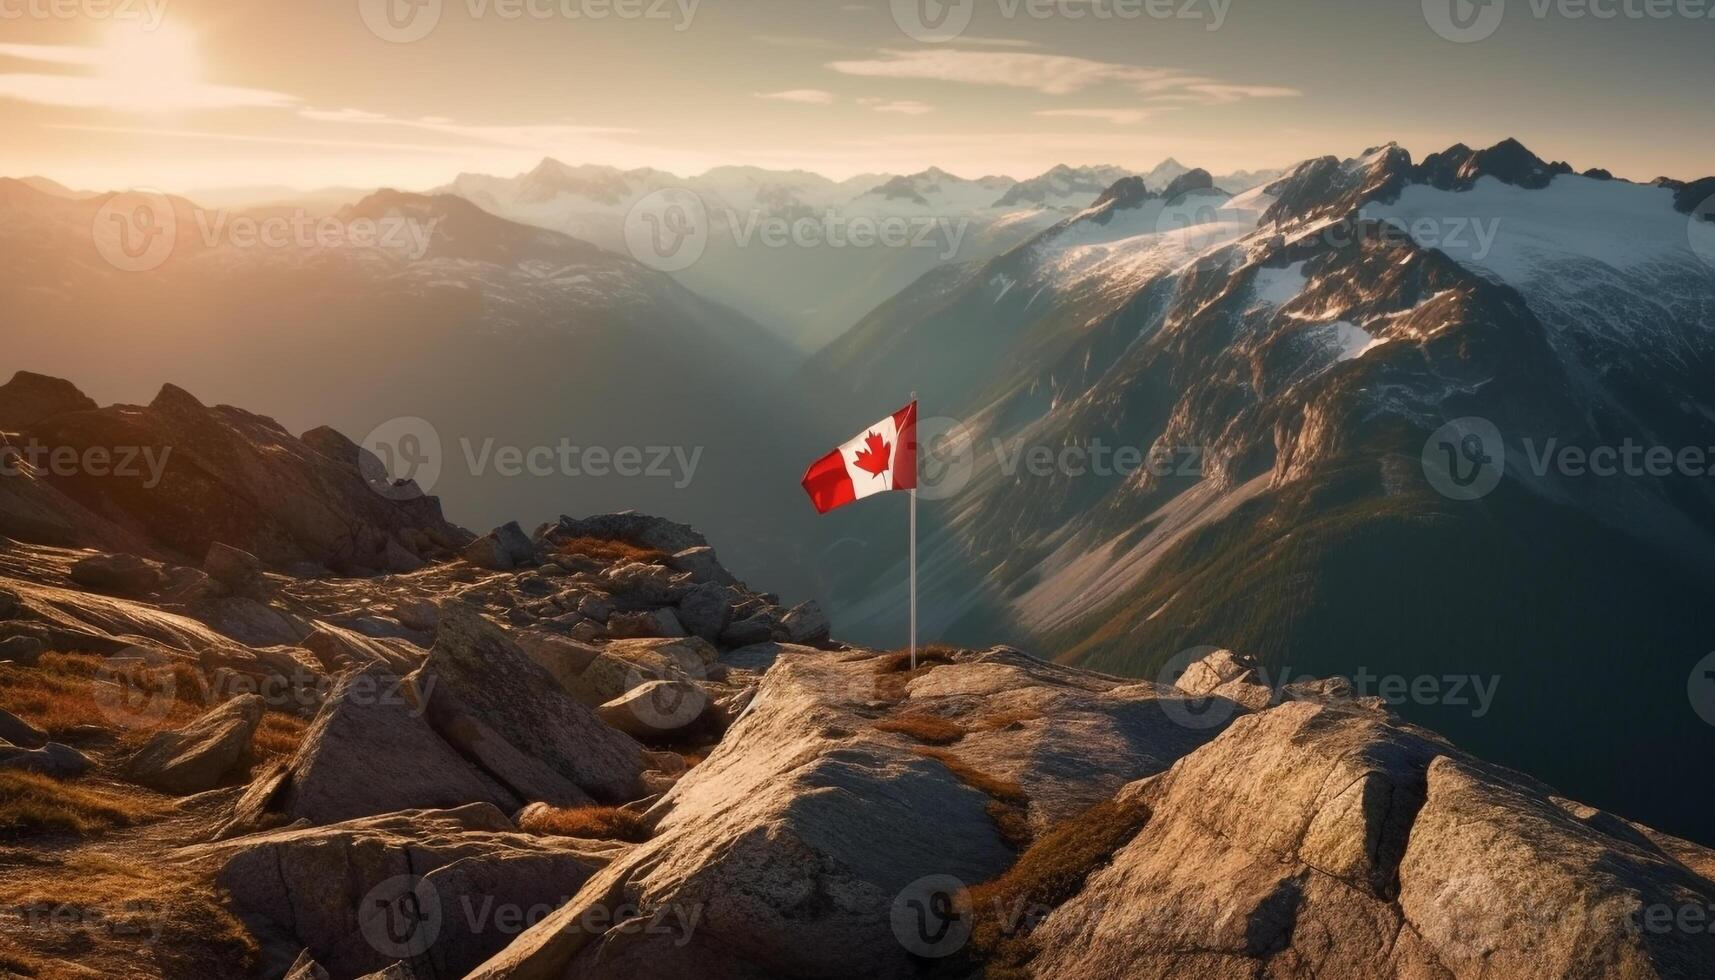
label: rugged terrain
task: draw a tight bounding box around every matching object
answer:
[807,141,1715,843]
[2,373,1713,979]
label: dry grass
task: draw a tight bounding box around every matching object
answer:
[913,748,1033,850]
[0,654,308,765]
[517,805,651,842]
[0,655,202,745]
[874,713,966,745]
[876,646,963,672]
[0,773,165,839]
[871,647,961,701]
[555,536,668,565]
[250,712,309,762]
[0,851,257,979]
[963,797,1153,977]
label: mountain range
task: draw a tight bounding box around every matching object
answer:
[805,139,1715,843]
[7,138,1713,842]
[435,159,1285,350]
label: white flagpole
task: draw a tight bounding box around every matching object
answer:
[909,391,918,672]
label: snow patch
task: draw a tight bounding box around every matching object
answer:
[1319,320,1390,361]
[1250,261,1307,309]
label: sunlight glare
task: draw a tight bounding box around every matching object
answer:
[99,23,204,113]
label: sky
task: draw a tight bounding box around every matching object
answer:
[0,0,1709,192]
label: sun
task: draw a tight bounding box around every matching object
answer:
[98,23,205,113]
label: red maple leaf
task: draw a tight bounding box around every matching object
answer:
[851,431,892,479]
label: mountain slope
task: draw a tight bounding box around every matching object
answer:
[0,184,831,592]
[804,140,1715,843]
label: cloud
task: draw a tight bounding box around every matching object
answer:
[825,49,1301,104]
[48,122,497,155]
[753,88,839,105]
[1035,108,1160,125]
[0,43,104,66]
[0,73,296,111]
[828,49,1174,95]
[297,107,631,146]
[1176,83,1301,104]
[859,98,935,115]
[0,41,295,112]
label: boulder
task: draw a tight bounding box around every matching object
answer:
[0,634,43,666]
[198,596,307,646]
[0,707,48,748]
[1026,699,1715,978]
[513,631,603,695]
[409,605,644,805]
[461,653,1016,980]
[158,565,224,605]
[461,522,535,571]
[718,642,801,674]
[674,582,732,642]
[607,607,687,639]
[68,552,161,596]
[609,636,719,668]
[123,693,265,794]
[600,562,679,606]
[187,804,617,980]
[247,665,518,828]
[666,546,737,587]
[597,680,720,743]
[889,647,1238,831]
[780,600,830,645]
[0,585,20,619]
[0,741,91,777]
[301,622,423,675]
[332,614,428,645]
[720,612,776,648]
[203,542,268,599]
[1172,647,1275,712]
[391,598,439,633]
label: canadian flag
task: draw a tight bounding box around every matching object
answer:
[801,401,918,514]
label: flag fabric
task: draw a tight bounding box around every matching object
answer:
[801,401,917,514]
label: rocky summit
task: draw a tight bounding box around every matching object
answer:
[0,377,1711,979]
